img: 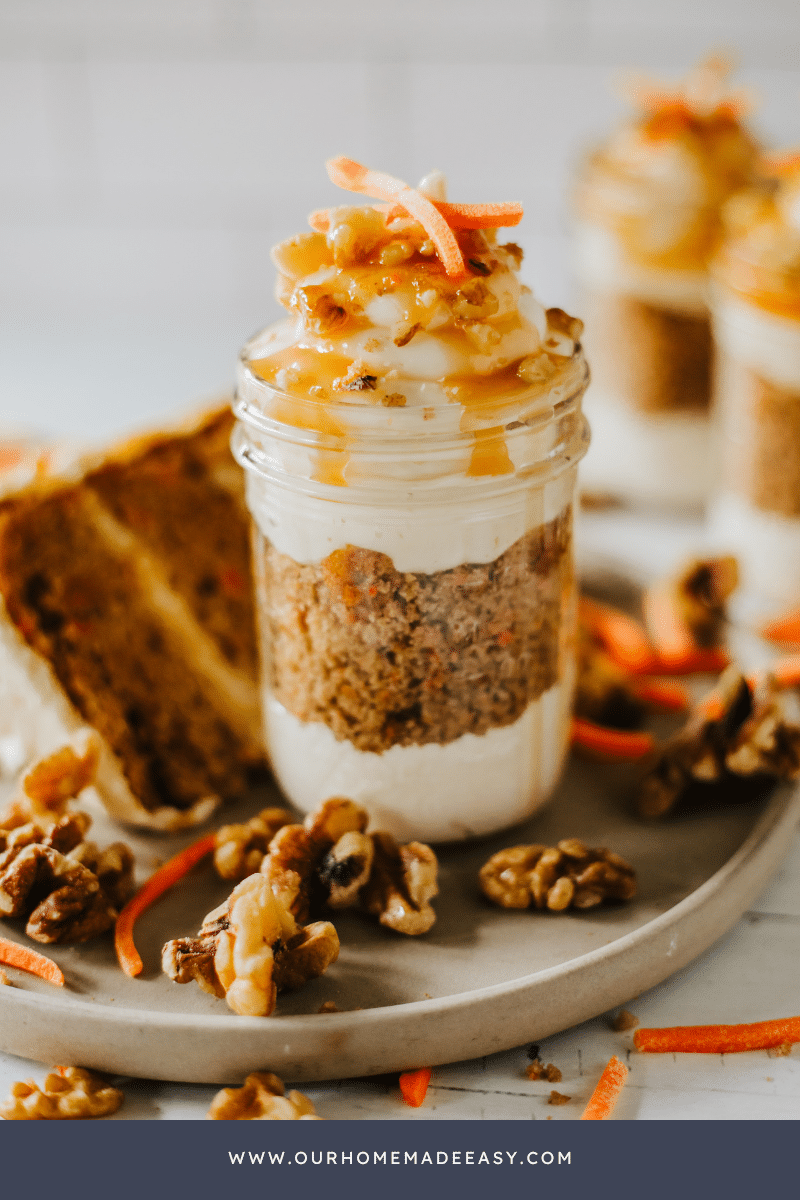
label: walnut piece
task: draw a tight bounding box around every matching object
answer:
[208,1072,322,1120]
[214,807,293,882]
[361,832,438,934]
[0,811,133,943]
[638,666,800,818]
[0,1067,123,1120]
[0,736,100,830]
[162,874,339,1017]
[612,1008,640,1032]
[548,1090,571,1106]
[672,557,739,648]
[479,839,636,911]
[526,1060,562,1082]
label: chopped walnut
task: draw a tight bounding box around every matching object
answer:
[767,1043,792,1058]
[0,812,133,943]
[294,285,349,336]
[213,807,294,882]
[361,833,438,934]
[546,307,584,342]
[0,967,9,985]
[208,1072,322,1120]
[661,557,739,648]
[381,392,407,407]
[612,1008,640,1032]
[333,362,378,392]
[526,1060,562,1082]
[517,352,558,386]
[452,279,499,321]
[162,874,339,1017]
[638,667,800,818]
[548,1090,571,1106]
[479,840,636,911]
[0,737,99,830]
[0,1067,123,1120]
[318,1000,340,1013]
[394,322,421,347]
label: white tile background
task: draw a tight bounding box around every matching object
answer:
[1,0,800,440]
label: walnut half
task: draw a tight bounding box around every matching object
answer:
[0,1067,123,1120]
[208,1072,322,1120]
[479,840,636,911]
[162,874,340,1017]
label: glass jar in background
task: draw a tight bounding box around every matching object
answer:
[573,57,759,508]
[233,333,589,844]
[710,175,800,609]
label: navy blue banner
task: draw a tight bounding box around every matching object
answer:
[0,1119,794,1200]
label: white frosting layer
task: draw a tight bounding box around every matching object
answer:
[709,491,800,605]
[573,221,708,313]
[713,295,800,390]
[245,461,576,573]
[264,679,571,844]
[579,388,711,508]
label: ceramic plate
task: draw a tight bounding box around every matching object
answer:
[1,759,797,1084]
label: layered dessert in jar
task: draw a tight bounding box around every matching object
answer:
[234,159,590,843]
[574,56,759,507]
[710,158,800,606]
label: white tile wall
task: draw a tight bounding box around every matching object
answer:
[1,0,799,437]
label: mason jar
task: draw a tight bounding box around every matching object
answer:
[710,184,800,606]
[573,81,759,508]
[233,329,590,843]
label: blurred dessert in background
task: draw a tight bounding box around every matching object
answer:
[574,55,760,508]
[710,154,800,608]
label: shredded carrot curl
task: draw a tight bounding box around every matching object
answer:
[0,936,65,987]
[399,1067,432,1108]
[571,718,655,762]
[761,607,800,646]
[114,832,216,978]
[580,1055,628,1120]
[634,1017,800,1054]
[579,597,658,675]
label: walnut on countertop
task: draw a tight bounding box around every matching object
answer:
[208,1072,322,1120]
[162,874,339,1017]
[213,807,294,881]
[0,812,133,944]
[0,736,100,830]
[0,1067,123,1120]
[479,839,636,911]
[526,1060,562,1082]
[638,666,800,818]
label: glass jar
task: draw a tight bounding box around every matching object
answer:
[572,74,759,508]
[710,188,800,606]
[233,328,590,843]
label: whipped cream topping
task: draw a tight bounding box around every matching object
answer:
[576,60,759,274]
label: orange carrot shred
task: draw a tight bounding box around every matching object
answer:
[326,157,467,278]
[399,1067,432,1108]
[770,656,800,689]
[579,597,657,675]
[652,646,731,676]
[571,718,655,762]
[114,832,216,978]
[761,607,800,646]
[630,676,690,713]
[634,1017,800,1055]
[580,1055,628,1120]
[0,936,65,987]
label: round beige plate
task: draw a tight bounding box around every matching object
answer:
[0,762,797,1085]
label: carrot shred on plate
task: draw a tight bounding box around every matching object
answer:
[571,718,655,762]
[630,676,691,713]
[579,597,657,675]
[399,1067,432,1108]
[761,607,800,646]
[580,1056,628,1120]
[634,1017,800,1054]
[114,832,216,978]
[770,655,800,688]
[0,936,65,987]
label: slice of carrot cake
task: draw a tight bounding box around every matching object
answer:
[0,405,265,830]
